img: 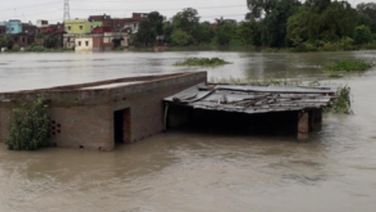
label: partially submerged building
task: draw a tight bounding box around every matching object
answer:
[0,72,337,151]
[74,32,129,52]
[0,72,207,150]
[164,84,336,140]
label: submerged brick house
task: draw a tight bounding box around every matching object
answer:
[0,72,207,150]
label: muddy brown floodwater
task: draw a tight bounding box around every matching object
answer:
[0,51,376,212]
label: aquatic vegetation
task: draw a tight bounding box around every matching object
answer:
[175,57,231,67]
[328,86,352,114]
[325,59,373,73]
[6,98,51,151]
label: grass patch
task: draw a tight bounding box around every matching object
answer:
[325,59,373,73]
[175,57,231,67]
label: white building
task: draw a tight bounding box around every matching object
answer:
[75,36,93,52]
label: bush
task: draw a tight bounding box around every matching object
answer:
[175,57,231,67]
[6,98,51,151]
[11,44,21,52]
[329,86,352,114]
[26,45,47,52]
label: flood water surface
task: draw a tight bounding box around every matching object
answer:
[0,51,376,212]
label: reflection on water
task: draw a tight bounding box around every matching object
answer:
[0,51,376,211]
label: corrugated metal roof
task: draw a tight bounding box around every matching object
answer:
[164,83,337,114]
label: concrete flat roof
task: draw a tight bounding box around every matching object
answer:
[0,72,208,105]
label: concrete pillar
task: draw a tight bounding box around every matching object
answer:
[310,109,322,131]
[297,111,310,140]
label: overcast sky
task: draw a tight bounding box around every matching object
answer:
[0,0,374,24]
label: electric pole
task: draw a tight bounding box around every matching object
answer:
[63,0,71,20]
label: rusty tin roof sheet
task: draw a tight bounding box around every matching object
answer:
[164,84,337,114]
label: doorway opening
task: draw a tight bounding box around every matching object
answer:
[114,108,131,144]
[112,38,124,49]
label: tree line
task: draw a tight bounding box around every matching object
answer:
[133,0,376,51]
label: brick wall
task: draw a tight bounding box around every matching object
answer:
[0,72,207,150]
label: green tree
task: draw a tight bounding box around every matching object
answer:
[247,0,277,19]
[193,22,214,45]
[287,8,320,46]
[171,29,193,46]
[44,35,59,49]
[238,21,262,46]
[320,1,358,41]
[305,0,331,12]
[354,25,374,44]
[172,8,200,34]
[134,11,164,47]
[162,21,174,44]
[0,35,14,49]
[214,18,239,46]
[171,8,201,45]
[260,0,301,47]
[357,3,376,33]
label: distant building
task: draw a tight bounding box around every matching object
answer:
[64,19,102,49]
[92,26,113,34]
[111,13,148,34]
[37,23,65,48]
[64,19,102,34]
[89,14,112,28]
[6,20,22,34]
[0,22,6,35]
[63,34,76,49]
[38,23,64,35]
[132,13,149,19]
[36,20,49,27]
[63,13,147,50]
[22,22,38,36]
[74,32,129,52]
[10,34,29,47]
[75,36,93,52]
[94,32,129,51]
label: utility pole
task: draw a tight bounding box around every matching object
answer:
[63,0,71,21]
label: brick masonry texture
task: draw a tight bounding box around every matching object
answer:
[0,72,207,150]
